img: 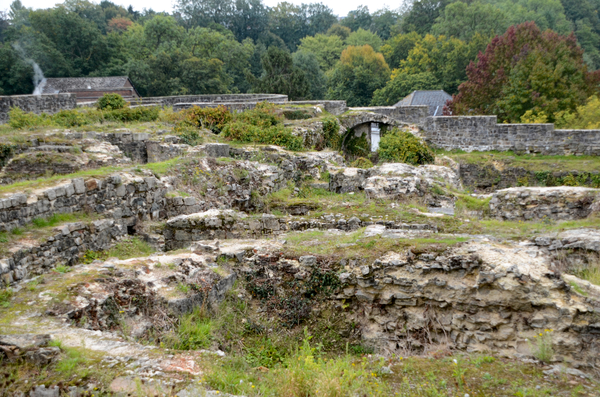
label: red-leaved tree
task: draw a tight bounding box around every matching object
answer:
[447,22,600,123]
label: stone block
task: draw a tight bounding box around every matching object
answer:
[65,184,75,197]
[85,179,98,191]
[72,178,85,194]
[203,143,230,158]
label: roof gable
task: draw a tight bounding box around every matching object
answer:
[394,90,452,116]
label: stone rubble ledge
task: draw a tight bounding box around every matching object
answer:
[489,186,600,221]
[164,209,438,250]
[329,162,460,198]
[533,228,600,252]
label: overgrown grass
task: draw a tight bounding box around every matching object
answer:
[142,157,180,177]
[162,307,213,350]
[31,213,81,228]
[104,237,155,259]
[207,329,389,396]
[0,288,13,308]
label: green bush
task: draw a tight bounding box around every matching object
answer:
[350,157,374,168]
[233,102,281,128]
[8,107,52,129]
[378,128,435,165]
[103,106,159,123]
[183,105,232,133]
[8,106,159,129]
[97,93,126,110]
[283,110,312,120]
[322,117,341,149]
[222,121,303,151]
[53,109,102,127]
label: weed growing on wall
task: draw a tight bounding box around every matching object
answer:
[529,329,554,363]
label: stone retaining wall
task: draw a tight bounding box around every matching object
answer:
[0,94,77,124]
[423,116,600,155]
[0,172,166,232]
[0,219,126,285]
[164,209,437,250]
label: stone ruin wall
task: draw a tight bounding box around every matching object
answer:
[423,116,600,155]
[0,94,77,124]
[2,93,600,155]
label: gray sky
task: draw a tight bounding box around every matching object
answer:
[14,0,402,18]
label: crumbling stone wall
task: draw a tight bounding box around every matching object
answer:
[0,173,166,232]
[423,116,600,155]
[0,94,77,124]
[0,219,126,284]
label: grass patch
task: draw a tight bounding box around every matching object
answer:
[440,149,600,174]
[0,165,123,197]
[143,157,180,177]
[455,194,491,213]
[0,288,13,308]
[31,213,81,228]
[162,307,213,350]
[104,237,155,260]
[283,228,468,260]
[206,329,389,396]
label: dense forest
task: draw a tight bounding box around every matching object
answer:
[2,0,600,119]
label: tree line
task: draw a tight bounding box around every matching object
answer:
[1,0,600,123]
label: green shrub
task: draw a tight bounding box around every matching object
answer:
[222,121,303,151]
[378,128,434,165]
[234,102,281,128]
[103,106,159,123]
[283,110,312,120]
[53,109,102,127]
[8,105,158,129]
[97,93,126,110]
[322,117,341,149]
[164,307,213,350]
[8,107,52,129]
[344,132,370,158]
[0,288,13,307]
[178,128,204,146]
[350,157,374,168]
[183,105,232,133]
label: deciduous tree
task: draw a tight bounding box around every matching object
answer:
[449,22,600,122]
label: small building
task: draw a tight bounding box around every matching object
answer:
[39,76,140,103]
[394,90,452,116]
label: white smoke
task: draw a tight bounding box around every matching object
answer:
[31,62,47,95]
[12,43,49,95]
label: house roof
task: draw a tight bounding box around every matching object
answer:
[394,90,452,116]
[40,76,138,96]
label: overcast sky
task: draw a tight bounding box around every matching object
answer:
[13,0,402,18]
